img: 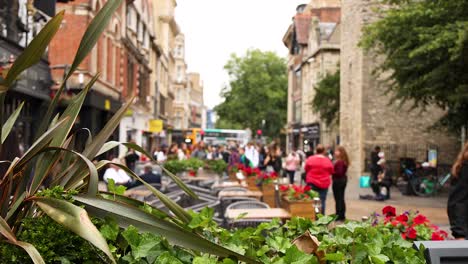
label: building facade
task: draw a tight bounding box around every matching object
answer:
[0,0,62,152]
[119,0,156,152]
[187,72,204,128]
[172,33,189,130]
[284,0,341,153]
[340,0,459,178]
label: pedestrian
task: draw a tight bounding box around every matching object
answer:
[285,149,301,184]
[245,142,259,168]
[219,145,230,164]
[239,146,253,167]
[448,142,468,240]
[370,146,382,195]
[127,164,162,189]
[155,144,168,163]
[191,141,207,160]
[177,143,187,161]
[372,158,392,201]
[167,143,179,160]
[332,146,350,221]
[228,146,240,167]
[104,158,132,185]
[264,143,282,173]
[304,144,334,215]
[257,144,267,171]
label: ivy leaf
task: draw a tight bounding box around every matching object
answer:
[266,236,292,254]
[156,252,183,264]
[99,218,120,242]
[325,252,345,261]
[370,254,390,264]
[283,246,318,264]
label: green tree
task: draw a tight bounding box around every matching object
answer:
[214,49,287,138]
[311,69,340,126]
[360,0,468,131]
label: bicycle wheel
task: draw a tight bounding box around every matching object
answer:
[410,175,436,197]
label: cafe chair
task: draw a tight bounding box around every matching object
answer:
[226,200,270,210]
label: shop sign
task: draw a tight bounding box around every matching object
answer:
[104,99,111,111]
[149,119,163,133]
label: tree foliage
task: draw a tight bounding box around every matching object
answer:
[214,49,287,138]
[361,0,468,131]
[311,70,340,126]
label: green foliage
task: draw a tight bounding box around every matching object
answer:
[215,49,288,138]
[0,216,104,264]
[361,0,468,131]
[319,221,425,264]
[311,70,340,126]
[205,159,228,174]
[107,179,127,196]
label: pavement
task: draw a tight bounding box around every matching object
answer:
[323,175,450,226]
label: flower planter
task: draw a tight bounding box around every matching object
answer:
[246,176,260,191]
[281,196,316,219]
[260,183,277,207]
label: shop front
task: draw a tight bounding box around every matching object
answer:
[302,123,320,153]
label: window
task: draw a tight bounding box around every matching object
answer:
[138,69,148,106]
[294,70,302,91]
[176,66,182,82]
[293,99,302,123]
[159,95,166,116]
[127,59,134,96]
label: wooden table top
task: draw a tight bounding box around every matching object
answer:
[218,190,263,198]
[180,176,214,181]
[212,181,248,189]
[225,208,291,220]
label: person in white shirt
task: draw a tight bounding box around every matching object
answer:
[245,142,259,168]
[103,158,132,185]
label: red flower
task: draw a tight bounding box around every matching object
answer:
[413,214,427,225]
[431,232,445,241]
[279,185,289,192]
[382,206,396,217]
[396,214,409,223]
[253,168,261,175]
[390,220,399,227]
[188,170,196,177]
[406,227,418,240]
[304,185,311,192]
[401,233,407,240]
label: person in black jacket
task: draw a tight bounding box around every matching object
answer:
[448,142,468,240]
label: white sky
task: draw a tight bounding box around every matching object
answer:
[176,0,307,109]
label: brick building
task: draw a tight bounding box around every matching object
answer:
[283,0,341,153]
[340,0,459,179]
[0,0,63,152]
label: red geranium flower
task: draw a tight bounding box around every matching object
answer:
[401,233,407,240]
[396,214,409,223]
[406,227,418,240]
[188,170,196,177]
[431,232,445,241]
[382,206,396,217]
[304,185,311,192]
[279,185,289,192]
[413,214,427,225]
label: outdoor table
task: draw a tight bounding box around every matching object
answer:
[212,181,248,189]
[218,190,263,199]
[225,208,291,220]
[180,176,214,182]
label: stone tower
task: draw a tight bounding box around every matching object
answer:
[340,0,458,179]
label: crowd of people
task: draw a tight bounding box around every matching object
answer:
[100,137,468,239]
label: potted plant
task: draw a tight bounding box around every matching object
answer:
[280,185,319,219]
[256,171,279,207]
[238,164,261,190]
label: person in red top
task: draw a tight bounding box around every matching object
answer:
[332,146,350,221]
[305,144,334,214]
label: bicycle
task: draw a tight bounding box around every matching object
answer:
[400,165,451,197]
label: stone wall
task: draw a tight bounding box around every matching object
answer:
[340,0,459,179]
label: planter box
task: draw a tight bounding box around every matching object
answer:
[282,197,316,219]
[246,176,260,191]
[260,183,277,208]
